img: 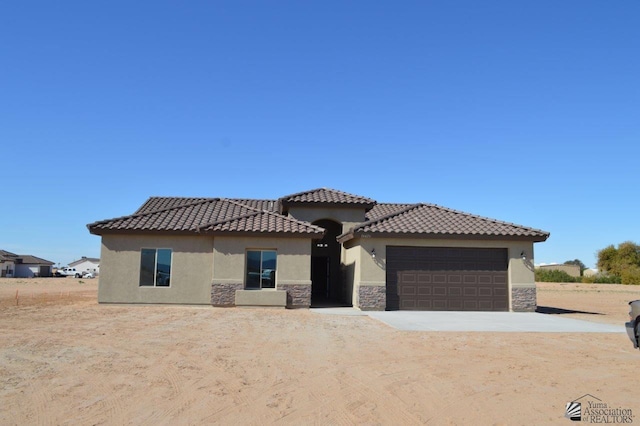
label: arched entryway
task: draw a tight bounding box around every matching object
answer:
[311,219,349,307]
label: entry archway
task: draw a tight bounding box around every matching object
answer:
[310,219,348,307]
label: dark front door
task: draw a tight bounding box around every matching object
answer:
[311,256,330,299]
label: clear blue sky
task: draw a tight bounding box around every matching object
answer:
[1,1,638,268]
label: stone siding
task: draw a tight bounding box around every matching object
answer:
[358,285,386,311]
[278,284,311,308]
[211,282,243,306]
[512,287,537,312]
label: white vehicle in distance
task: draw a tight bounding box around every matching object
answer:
[55,267,83,278]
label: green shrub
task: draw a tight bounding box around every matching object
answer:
[581,274,622,284]
[621,265,640,285]
[535,269,579,283]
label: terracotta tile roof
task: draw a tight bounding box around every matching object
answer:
[199,210,325,235]
[231,199,278,212]
[90,199,252,234]
[279,188,376,207]
[340,203,549,242]
[135,197,213,214]
[0,250,54,265]
[366,203,414,221]
[88,189,549,242]
[15,255,54,265]
[88,198,324,237]
[0,250,18,261]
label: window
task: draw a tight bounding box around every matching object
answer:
[246,250,276,289]
[139,248,172,287]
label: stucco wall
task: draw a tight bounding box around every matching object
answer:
[536,264,581,277]
[286,206,366,233]
[342,244,361,307]
[347,237,537,311]
[15,264,51,278]
[98,234,214,304]
[69,259,100,274]
[212,236,311,287]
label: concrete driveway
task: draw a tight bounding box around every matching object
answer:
[312,308,624,333]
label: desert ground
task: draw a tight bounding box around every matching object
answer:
[0,278,638,425]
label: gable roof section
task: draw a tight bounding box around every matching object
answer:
[1,250,54,265]
[279,188,376,212]
[15,255,54,265]
[69,257,100,266]
[198,209,325,236]
[88,198,324,237]
[366,203,414,221]
[0,250,19,262]
[339,203,550,242]
[135,197,213,214]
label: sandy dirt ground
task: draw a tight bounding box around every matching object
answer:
[1,278,638,425]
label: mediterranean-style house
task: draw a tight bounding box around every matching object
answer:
[68,257,100,275]
[87,188,549,311]
[0,250,54,278]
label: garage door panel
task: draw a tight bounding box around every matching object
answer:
[433,286,447,296]
[493,288,507,297]
[433,274,447,284]
[432,300,448,310]
[448,274,462,284]
[387,247,508,311]
[448,287,462,296]
[417,287,431,296]
[464,287,478,297]
[494,275,507,285]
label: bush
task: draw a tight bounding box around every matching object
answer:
[581,274,622,284]
[535,269,579,283]
[621,265,640,285]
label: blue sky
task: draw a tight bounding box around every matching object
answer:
[1,1,638,268]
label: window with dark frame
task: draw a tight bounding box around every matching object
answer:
[245,250,276,289]
[139,248,172,287]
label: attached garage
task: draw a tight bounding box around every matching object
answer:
[386,246,509,311]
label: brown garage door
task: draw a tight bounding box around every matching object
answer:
[386,247,508,311]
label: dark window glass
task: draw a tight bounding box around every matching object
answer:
[156,249,172,287]
[140,249,156,286]
[261,251,277,288]
[139,248,172,287]
[246,250,277,289]
[246,251,261,289]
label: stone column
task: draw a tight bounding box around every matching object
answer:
[512,286,537,312]
[211,281,243,307]
[357,285,386,311]
[278,283,311,309]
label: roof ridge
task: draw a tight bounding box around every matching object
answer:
[420,203,550,234]
[197,203,325,232]
[198,205,325,232]
[353,203,422,230]
[88,198,221,227]
[278,187,325,201]
[279,187,376,203]
[222,198,267,213]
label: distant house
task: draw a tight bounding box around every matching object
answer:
[583,268,598,277]
[88,187,550,312]
[536,264,581,278]
[0,250,54,278]
[68,257,100,275]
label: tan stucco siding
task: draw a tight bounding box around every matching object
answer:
[350,237,536,310]
[213,236,312,287]
[98,234,214,304]
[286,206,366,234]
[342,244,361,306]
